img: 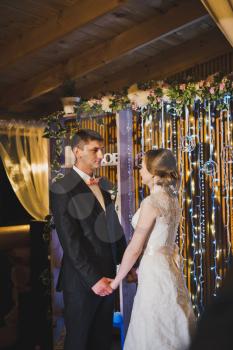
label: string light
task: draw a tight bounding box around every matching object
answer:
[221,104,232,266]
[208,101,221,296]
[186,104,200,314]
[196,102,205,314]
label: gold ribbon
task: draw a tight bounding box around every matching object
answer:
[144,243,182,269]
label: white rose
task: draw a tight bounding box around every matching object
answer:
[128,90,150,108]
[101,96,112,112]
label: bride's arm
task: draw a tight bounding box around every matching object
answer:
[110,199,157,290]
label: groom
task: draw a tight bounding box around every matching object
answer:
[50,129,127,350]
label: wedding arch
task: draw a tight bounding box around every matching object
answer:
[45,72,233,335]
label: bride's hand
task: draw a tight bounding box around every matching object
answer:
[110,279,118,290]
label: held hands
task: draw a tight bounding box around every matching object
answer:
[92,269,138,296]
[91,277,113,297]
[110,268,138,290]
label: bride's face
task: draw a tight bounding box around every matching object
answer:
[139,159,153,186]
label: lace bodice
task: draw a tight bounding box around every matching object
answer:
[132,185,182,252]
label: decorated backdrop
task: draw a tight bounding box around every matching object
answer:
[44,72,233,317]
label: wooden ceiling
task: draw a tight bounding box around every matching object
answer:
[0,0,232,119]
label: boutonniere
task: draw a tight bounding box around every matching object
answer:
[99,177,118,200]
[108,184,118,201]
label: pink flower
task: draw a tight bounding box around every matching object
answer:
[209,87,215,94]
[179,84,186,91]
[219,83,225,91]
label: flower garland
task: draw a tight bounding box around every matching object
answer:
[75,72,233,115]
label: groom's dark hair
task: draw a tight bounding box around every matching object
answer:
[71,129,103,149]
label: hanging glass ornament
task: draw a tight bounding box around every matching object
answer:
[181,135,196,152]
[202,160,217,176]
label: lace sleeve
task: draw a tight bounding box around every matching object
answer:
[148,188,172,217]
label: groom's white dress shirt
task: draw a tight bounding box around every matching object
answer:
[73,165,106,211]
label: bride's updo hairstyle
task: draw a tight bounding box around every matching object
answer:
[144,148,180,191]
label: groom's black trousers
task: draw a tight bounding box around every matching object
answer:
[63,286,114,350]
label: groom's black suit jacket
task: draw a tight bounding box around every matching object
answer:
[50,169,126,292]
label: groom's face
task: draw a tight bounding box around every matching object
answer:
[74,139,104,173]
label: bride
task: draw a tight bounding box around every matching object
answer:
[110,148,196,350]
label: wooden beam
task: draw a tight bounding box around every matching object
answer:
[0,0,207,108]
[79,29,232,98]
[0,0,126,72]
[201,0,233,47]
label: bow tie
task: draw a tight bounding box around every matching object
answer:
[85,177,100,186]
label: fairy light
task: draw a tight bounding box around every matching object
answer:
[196,101,205,314]
[177,112,187,277]
[141,113,145,153]
[144,114,153,146]
[161,100,165,147]
[188,106,199,314]
[221,100,232,266]
[226,96,232,264]
[172,115,177,157]
[208,101,220,297]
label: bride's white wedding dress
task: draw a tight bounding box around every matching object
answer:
[124,185,196,350]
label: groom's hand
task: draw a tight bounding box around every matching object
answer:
[92,277,113,296]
